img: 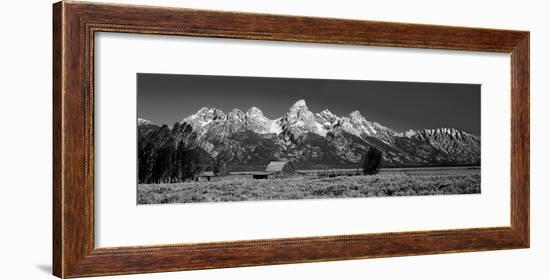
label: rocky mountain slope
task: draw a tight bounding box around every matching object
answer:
[139,99,480,170]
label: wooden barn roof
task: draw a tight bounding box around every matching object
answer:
[198,171,215,177]
[265,161,293,172]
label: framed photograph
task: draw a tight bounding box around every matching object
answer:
[53,1,529,278]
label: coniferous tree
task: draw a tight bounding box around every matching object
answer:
[362,147,383,175]
[138,122,203,184]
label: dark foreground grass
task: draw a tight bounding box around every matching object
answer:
[137,171,481,204]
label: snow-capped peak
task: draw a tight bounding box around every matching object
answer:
[138,118,153,126]
[316,109,338,120]
[226,108,245,124]
[181,107,227,128]
[279,99,328,137]
[228,108,245,117]
[315,109,340,131]
[245,107,281,134]
[291,99,307,109]
[349,110,366,122]
[246,106,265,118]
[421,128,462,137]
[403,129,417,138]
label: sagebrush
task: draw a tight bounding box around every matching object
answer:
[138,170,480,204]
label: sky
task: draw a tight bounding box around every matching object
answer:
[137,73,481,135]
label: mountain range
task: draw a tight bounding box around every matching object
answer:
[138,99,480,171]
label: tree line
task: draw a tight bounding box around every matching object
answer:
[138,122,204,184]
[138,122,236,184]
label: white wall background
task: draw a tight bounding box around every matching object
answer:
[0,0,547,278]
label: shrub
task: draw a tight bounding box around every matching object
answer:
[362,147,383,175]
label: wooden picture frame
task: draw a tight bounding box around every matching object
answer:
[53,1,529,278]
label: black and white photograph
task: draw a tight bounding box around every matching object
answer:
[137,74,481,204]
[2,0,543,278]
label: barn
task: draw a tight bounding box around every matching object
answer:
[250,161,296,180]
[265,161,295,175]
[252,173,272,180]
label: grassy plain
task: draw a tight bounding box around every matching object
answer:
[137,167,480,204]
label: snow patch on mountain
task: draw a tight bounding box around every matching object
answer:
[182,107,226,128]
[245,107,281,134]
[138,118,153,126]
[280,99,328,137]
[181,107,228,136]
[400,127,478,140]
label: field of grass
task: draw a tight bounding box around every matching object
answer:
[137,168,480,204]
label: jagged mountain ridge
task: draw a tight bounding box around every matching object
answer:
[138,99,480,170]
